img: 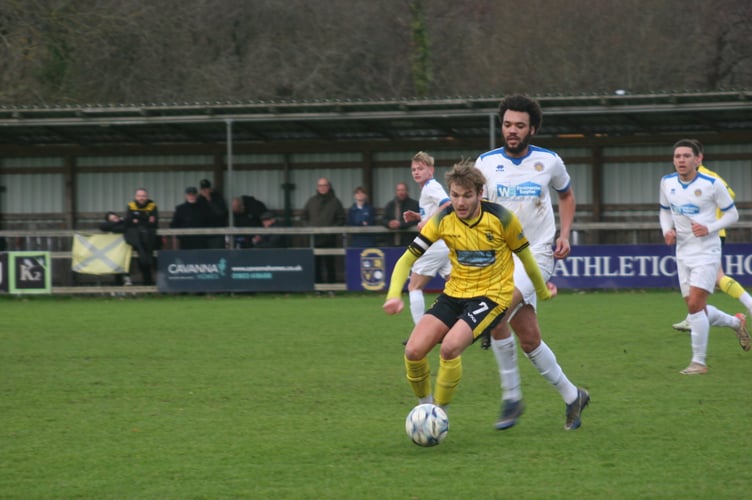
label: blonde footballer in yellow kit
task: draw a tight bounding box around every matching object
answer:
[383,161,554,409]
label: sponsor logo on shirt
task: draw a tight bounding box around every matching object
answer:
[495,182,542,198]
[671,203,700,215]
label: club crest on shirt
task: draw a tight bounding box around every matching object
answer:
[485,232,494,242]
[534,162,544,172]
[694,189,702,197]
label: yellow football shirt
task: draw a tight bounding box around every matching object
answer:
[406,200,529,307]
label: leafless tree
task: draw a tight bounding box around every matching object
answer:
[0,0,749,105]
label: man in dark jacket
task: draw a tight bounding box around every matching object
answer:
[199,179,228,249]
[252,211,288,249]
[231,195,268,248]
[301,177,345,284]
[382,182,420,246]
[170,187,209,249]
[124,187,159,285]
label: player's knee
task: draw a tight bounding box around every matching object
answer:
[439,346,461,361]
[404,344,428,361]
[511,321,541,353]
[518,336,541,353]
[686,299,705,314]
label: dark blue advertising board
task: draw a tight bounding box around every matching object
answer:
[553,243,752,289]
[157,249,315,293]
[345,247,445,292]
[346,244,752,291]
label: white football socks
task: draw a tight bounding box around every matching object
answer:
[687,310,709,366]
[491,336,522,402]
[706,304,737,328]
[526,341,578,405]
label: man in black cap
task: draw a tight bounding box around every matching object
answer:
[199,179,228,248]
[170,187,209,249]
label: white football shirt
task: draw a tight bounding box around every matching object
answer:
[419,178,450,222]
[475,145,571,254]
[659,171,735,264]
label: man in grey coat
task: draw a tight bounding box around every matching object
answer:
[301,177,345,284]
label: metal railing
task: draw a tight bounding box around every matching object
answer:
[2,222,751,294]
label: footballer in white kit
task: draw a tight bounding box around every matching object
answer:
[660,138,746,375]
[401,151,452,327]
[659,170,736,296]
[476,145,572,305]
[412,177,451,279]
[473,95,587,432]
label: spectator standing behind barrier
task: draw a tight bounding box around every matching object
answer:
[346,186,377,248]
[301,177,345,284]
[124,187,159,286]
[199,179,228,249]
[100,211,132,286]
[170,186,209,250]
[252,211,288,249]
[231,195,268,248]
[382,182,420,246]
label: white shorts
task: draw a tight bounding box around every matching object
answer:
[677,258,720,297]
[512,250,554,311]
[412,240,451,279]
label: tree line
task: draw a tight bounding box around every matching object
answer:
[1,0,750,106]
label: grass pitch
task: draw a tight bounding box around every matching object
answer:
[1,290,751,498]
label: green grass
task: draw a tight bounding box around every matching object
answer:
[1,290,751,498]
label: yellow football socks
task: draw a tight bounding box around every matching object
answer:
[435,356,462,407]
[719,275,744,300]
[404,356,431,399]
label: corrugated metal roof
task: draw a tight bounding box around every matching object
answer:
[0,90,751,147]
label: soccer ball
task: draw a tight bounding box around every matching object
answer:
[405,403,449,447]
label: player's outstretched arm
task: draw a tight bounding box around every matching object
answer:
[517,246,553,301]
[383,249,419,314]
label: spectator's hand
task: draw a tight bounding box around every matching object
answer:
[383,298,404,315]
[387,220,401,229]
